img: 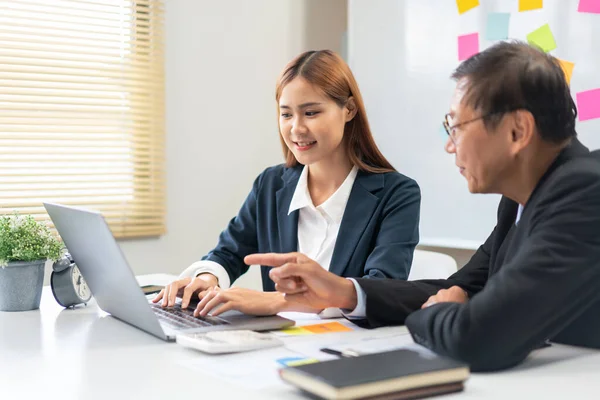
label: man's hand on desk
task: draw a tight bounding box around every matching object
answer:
[421,286,469,309]
[151,273,218,308]
[245,252,358,311]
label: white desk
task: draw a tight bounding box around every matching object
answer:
[1,274,600,400]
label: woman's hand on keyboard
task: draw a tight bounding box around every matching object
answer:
[151,274,219,308]
[193,287,285,317]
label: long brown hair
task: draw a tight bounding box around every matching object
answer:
[275,50,395,173]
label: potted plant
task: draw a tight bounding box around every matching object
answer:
[0,213,63,311]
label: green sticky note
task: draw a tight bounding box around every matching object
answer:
[526,23,556,52]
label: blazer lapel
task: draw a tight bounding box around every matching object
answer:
[275,167,301,253]
[491,139,590,274]
[328,172,383,277]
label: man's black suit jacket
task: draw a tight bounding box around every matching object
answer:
[355,139,600,371]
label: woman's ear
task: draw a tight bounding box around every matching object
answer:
[345,97,358,122]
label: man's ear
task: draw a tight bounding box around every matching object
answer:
[345,97,358,122]
[511,109,535,149]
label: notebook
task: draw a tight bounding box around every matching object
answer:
[279,348,469,400]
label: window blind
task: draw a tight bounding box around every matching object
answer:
[0,0,166,238]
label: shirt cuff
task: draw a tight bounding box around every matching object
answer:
[340,278,366,319]
[318,307,344,319]
[178,260,231,289]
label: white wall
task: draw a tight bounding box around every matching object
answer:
[104,0,347,291]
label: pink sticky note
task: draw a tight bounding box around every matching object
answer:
[576,89,600,121]
[578,0,600,13]
[458,33,479,61]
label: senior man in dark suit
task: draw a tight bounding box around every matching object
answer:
[246,41,600,372]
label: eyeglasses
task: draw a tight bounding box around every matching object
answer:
[443,113,491,145]
[443,108,527,145]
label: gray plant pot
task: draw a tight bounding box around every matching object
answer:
[0,260,45,312]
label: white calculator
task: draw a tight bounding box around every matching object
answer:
[176,330,284,354]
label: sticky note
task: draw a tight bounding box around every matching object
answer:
[302,321,353,334]
[456,0,479,14]
[578,0,600,13]
[486,13,511,40]
[558,59,575,85]
[286,358,320,367]
[458,33,479,61]
[519,0,543,11]
[279,326,313,335]
[276,357,319,367]
[527,24,557,53]
[576,89,600,121]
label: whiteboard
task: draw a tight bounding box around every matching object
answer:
[348,0,600,248]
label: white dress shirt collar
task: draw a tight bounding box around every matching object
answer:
[516,204,524,225]
[288,165,359,224]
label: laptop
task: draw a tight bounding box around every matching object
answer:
[43,202,295,341]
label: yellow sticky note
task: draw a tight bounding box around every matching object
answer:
[558,59,575,85]
[303,321,354,334]
[286,358,320,367]
[526,24,557,53]
[519,0,543,12]
[456,0,479,15]
[279,326,313,335]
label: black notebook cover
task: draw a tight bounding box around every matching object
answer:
[283,349,468,389]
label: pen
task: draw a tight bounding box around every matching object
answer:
[320,347,361,358]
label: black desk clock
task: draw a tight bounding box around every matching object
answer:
[51,253,92,308]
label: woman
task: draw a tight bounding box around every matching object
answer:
[153,50,420,317]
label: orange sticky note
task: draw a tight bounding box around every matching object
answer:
[558,59,575,85]
[519,0,543,11]
[456,0,479,14]
[302,321,353,334]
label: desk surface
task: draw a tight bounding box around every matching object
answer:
[1,274,600,400]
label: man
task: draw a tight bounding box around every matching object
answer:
[245,41,600,372]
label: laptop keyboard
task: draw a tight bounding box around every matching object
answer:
[151,303,230,329]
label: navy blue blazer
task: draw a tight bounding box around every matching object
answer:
[202,164,421,292]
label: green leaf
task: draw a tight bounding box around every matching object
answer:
[0,212,64,265]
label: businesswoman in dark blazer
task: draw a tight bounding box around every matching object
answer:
[153,50,420,317]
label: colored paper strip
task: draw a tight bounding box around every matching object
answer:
[302,321,354,334]
[278,326,313,335]
[519,0,543,12]
[486,12,511,40]
[558,59,575,85]
[526,24,557,53]
[578,0,600,13]
[576,88,600,121]
[456,0,480,14]
[458,32,480,61]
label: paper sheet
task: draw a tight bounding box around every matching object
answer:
[179,330,428,390]
[179,347,300,390]
[273,321,354,336]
